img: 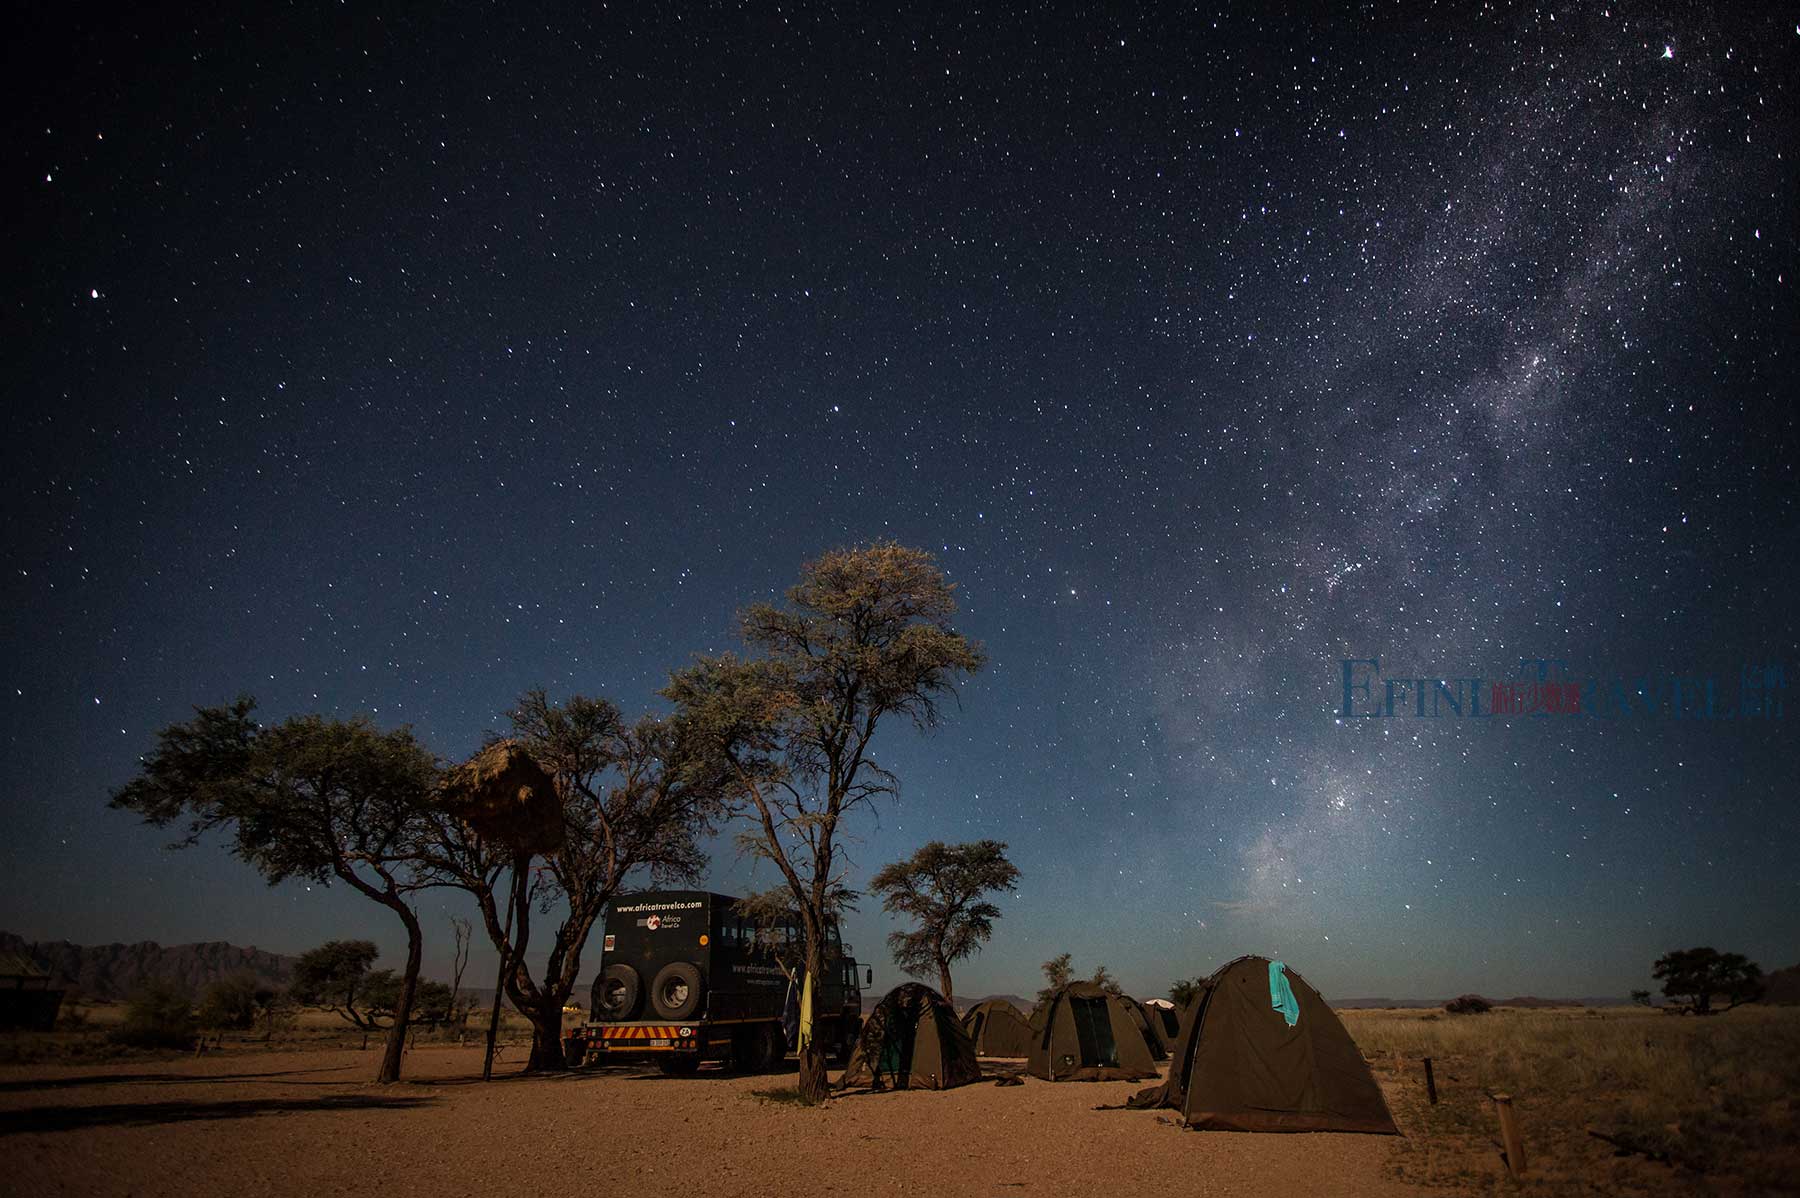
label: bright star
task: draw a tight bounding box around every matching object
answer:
[1661,44,1673,59]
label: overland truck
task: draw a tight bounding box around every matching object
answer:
[565,890,869,1074]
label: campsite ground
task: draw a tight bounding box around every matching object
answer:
[3,1006,1795,1197]
[0,1046,1417,1198]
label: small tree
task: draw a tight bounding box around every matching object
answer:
[1036,952,1074,1008]
[110,699,441,1084]
[290,941,387,1030]
[448,916,473,1026]
[1445,994,1492,1015]
[1090,964,1122,996]
[113,981,198,1049]
[1630,988,1653,1008]
[197,972,262,1032]
[666,543,985,1101]
[254,986,298,1040]
[1168,977,1205,1007]
[870,840,1020,1002]
[1653,947,1764,1015]
[411,980,455,1025]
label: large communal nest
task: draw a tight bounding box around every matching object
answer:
[438,739,565,856]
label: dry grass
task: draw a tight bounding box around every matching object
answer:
[1344,1005,1800,1196]
[0,1001,539,1066]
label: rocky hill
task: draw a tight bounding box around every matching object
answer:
[0,932,296,1001]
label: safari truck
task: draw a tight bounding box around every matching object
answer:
[565,890,869,1074]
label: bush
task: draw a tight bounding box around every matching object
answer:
[1444,993,1493,1015]
[112,981,198,1049]
[197,973,261,1031]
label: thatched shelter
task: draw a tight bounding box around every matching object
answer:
[438,739,565,855]
[0,952,64,1031]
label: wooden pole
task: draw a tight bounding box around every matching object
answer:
[483,855,528,1082]
[1423,1057,1438,1105]
[1493,1093,1526,1177]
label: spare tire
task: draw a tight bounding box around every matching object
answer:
[596,964,642,1020]
[649,962,704,1020]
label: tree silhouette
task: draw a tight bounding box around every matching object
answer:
[290,941,385,1030]
[871,840,1019,1002]
[1035,952,1074,1009]
[667,543,985,1100]
[111,700,439,1083]
[1652,947,1764,1015]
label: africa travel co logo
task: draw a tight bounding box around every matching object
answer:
[1338,658,1787,721]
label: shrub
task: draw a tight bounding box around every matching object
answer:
[197,973,261,1031]
[1444,993,1493,1015]
[112,981,198,1049]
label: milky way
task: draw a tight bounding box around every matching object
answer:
[5,6,1794,999]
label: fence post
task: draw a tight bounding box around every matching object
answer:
[1423,1057,1438,1105]
[1492,1093,1526,1177]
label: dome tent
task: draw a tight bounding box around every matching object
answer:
[838,983,982,1091]
[1143,997,1182,1041]
[1122,995,1171,1059]
[1128,956,1398,1134]
[961,998,1032,1058]
[1027,981,1157,1082]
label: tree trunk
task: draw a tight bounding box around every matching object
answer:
[938,960,954,1005]
[376,899,423,1084]
[523,991,568,1071]
[482,858,531,1081]
[797,936,829,1101]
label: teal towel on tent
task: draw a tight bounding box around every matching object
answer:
[1269,960,1300,1027]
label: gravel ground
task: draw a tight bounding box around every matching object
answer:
[0,1047,1430,1198]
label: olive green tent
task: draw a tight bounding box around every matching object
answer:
[838,983,982,1091]
[1123,995,1171,1060]
[1128,956,1398,1134]
[1027,981,1157,1081]
[1144,998,1182,1041]
[961,998,1032,1057]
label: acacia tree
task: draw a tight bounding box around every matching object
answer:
[1168,977,1206,1007]
[110,699,439,1083]
[419,692,727,1071]
[1035,952,1074,1009]
[666,544,985,1100]
[1653,947,1764,1015]
[870,840,1019,1002]
[290,940,386,1030]
[197,972,262,1032]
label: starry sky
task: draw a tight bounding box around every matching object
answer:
[5,5,1796,1003]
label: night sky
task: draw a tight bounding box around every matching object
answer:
[5,5,1796,1003]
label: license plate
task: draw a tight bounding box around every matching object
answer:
[647,1039,672,1047]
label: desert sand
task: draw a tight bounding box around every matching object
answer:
[0,1047,1425,1198]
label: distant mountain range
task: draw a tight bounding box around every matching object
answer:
[953,993,1034,1012]
[0,932,296,1002]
